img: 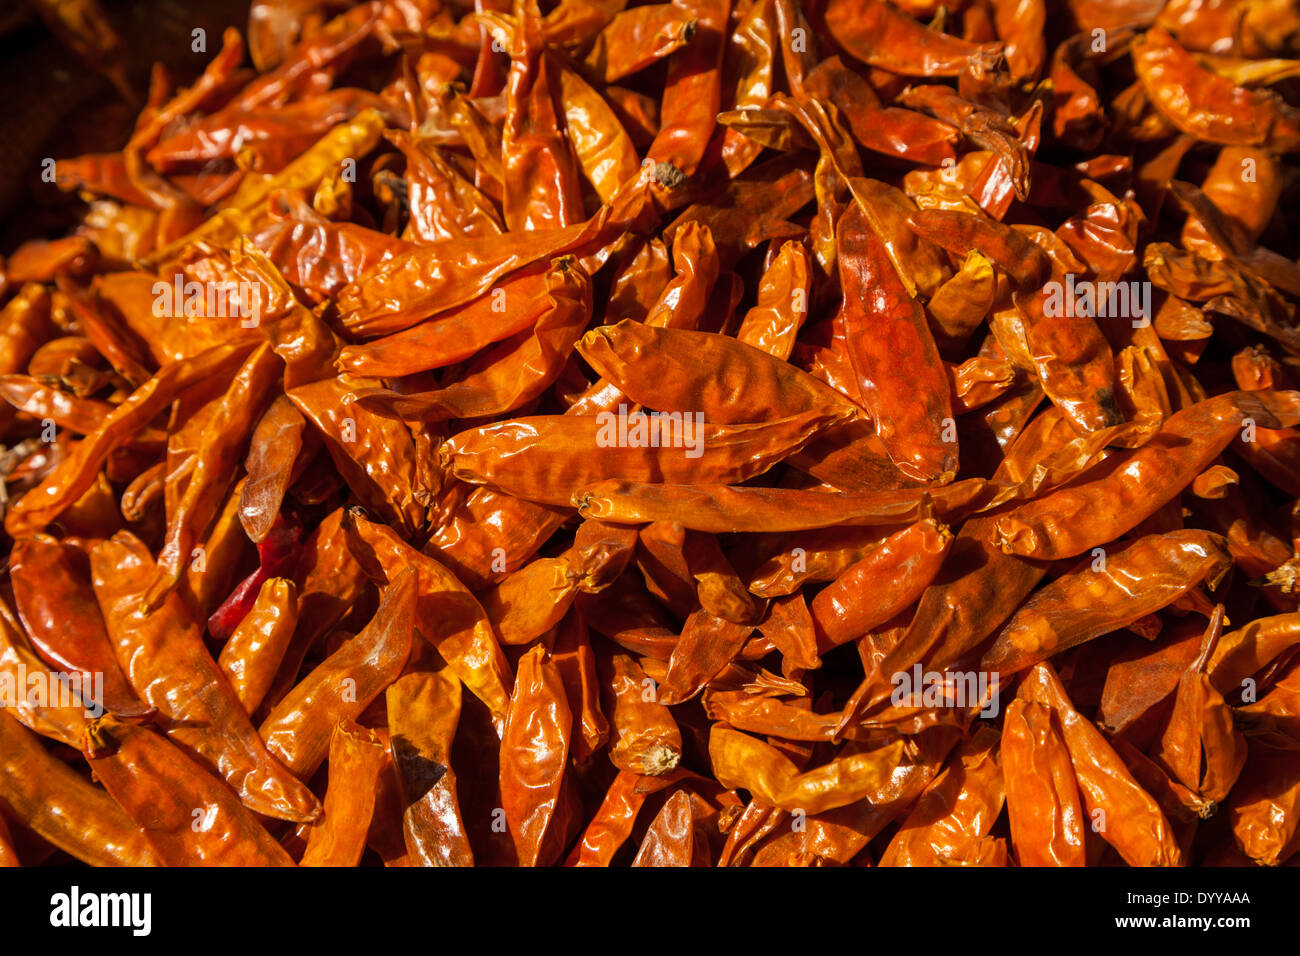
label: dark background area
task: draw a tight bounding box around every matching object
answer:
[0,0,251,251]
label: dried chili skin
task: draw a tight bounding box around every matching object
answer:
[1020,663,1184,867]
[993,391,1300,560]
[1001,700,1086,866]
[387,666,475,867]
[500,642,573,866]
[6,0,1300,869]
[809,514,952,648]
[879,727,1005,866]
[299,720,389,867]
[982,530,1232,675]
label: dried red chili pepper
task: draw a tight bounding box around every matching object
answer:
[500,642,574,866]
[217,577,299,715]
[10,534,142,715]
[1002,698,1087,866]
[387,661,476,866]
[823,0,1001,77]
[1153,607,1249,805]
[809,511,953,649]
[346,509,513,719]
[879,727,1006,866]
[0,598,96,747]
[982,530,1232,676]
[1019,663,1183,866]
[1134,27,1300,151]
[8,0,1300,870]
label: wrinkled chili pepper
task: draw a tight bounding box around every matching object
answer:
[387,661,476,866]
[0,711,160,867]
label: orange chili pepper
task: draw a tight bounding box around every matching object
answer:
[1134,27,1300,150]
[604,651,683,774]
[91,531,321,823]
[345,509,513,719]
[500,642,573,866]
[994,391,1300,560]
[982,530,1231,676]
[386,663,476,866]
[1154,607,1249,805]
[9,534,142,715]
[1001,699,1087,866]
[0,711,160,867]
[259,567,415,779]
[1019,662,1184,866]
[823,0,1002,77]
[299,720,389,867]
[879,726,1006,866]
[217,577,299,715]
[84,715,294,867]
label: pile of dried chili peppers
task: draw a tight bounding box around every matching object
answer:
[2,0,1300,867]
